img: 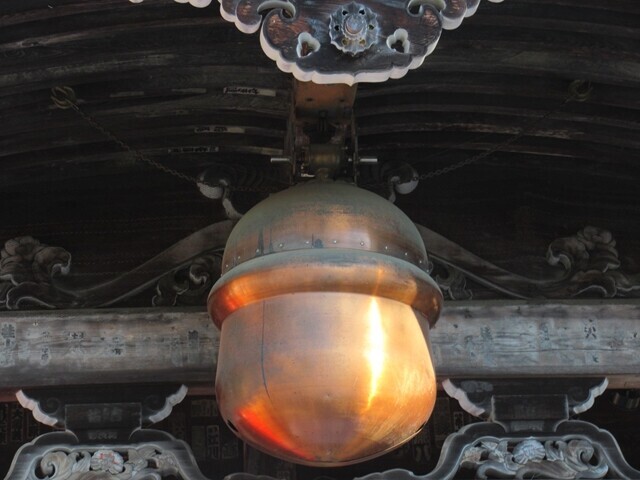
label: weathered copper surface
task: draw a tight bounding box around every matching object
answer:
[217,180,432,272]
[208,181,442,465]
[209,181,442,327]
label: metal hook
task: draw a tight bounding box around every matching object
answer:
[50,86,77,109]
[568,79,593,102]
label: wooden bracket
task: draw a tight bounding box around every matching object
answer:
[215,0,505,84]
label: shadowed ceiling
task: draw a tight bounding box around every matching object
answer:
[1,0,639,284]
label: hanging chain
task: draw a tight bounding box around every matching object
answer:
[50,86,279,193]
[412,80,593,180]
[413,92,579,182]
[423,98,576,180]
[51,87,201,184]
[52,82,585,189]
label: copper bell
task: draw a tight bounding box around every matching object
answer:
[208,180,442,466]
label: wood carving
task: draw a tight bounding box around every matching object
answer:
[353,421,640,480]
[0,221,232,310]
[6,386,209,480]
[1,223,639,310]
[36,448,180,479]
[226,422,640,480]
[459,437,607,480]
[353,377,639,480]
[421,225,640,300]
[0,236,73,310]
[16,385,188,429]
[128,0,505,84]
[434,265,472,300]
[6,430,210,480]
[441,378,609,421]
[544,226,640,298]
[152,253,222,307]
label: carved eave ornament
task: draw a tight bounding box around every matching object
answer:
[2,225,639,311]
[129,0,504,84]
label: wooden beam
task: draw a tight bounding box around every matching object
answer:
[0,307,218,393]
[1,300,639,396]
[431,300,640,387]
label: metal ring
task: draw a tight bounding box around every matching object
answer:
[50,86,77,109]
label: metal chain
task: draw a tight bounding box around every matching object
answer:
[50,86,279,193]
[423,95,579,181]
[52,85,579,190]
[414,94,576,181]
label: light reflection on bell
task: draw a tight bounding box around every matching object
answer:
[208,181,442,466]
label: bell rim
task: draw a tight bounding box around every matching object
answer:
[208,248,443,329]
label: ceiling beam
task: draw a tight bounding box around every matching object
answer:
[0,300,639,398]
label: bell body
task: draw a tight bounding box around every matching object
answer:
[208,181,442,466]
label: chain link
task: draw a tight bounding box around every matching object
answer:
[50,87,279,193]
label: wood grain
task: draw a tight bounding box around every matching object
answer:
[1,300,639,396]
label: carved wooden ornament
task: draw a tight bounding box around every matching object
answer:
[129,0,504,84]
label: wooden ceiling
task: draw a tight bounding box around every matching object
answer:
[1,0,639,283]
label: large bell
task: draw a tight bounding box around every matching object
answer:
[208,180,442,466]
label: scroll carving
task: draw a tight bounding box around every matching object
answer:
[0,221,232,311]
[460,438,608,479]
[2,223,638,310]
[420,225,640,300]
[434,265,472,300]
[36,448,179,480]
[544,226,640,298]
[6,431,211,480]
[353,421,640,480]
[152,253,222,306]
[0,236,74,310]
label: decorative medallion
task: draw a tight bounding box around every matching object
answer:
[329,3,379,55]
[129,0,505,84]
